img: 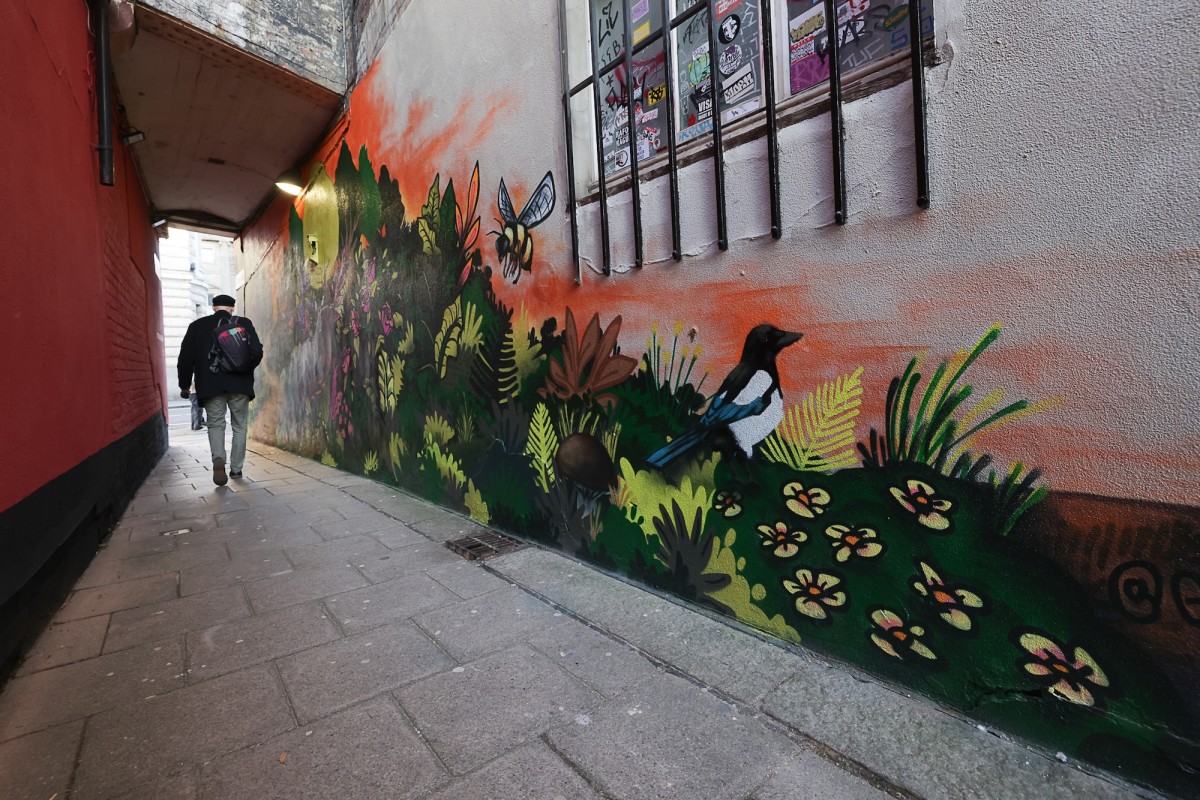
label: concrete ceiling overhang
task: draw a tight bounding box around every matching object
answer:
[112,5,343,233]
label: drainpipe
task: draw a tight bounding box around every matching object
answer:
[95,0,114,186]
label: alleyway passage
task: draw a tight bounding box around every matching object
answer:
[0,425,1153,799]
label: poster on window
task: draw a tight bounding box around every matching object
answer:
[596,0,669,176]
[675,0,764,144]
[787,0,934,95]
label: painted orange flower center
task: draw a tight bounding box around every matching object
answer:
[915,495,929,505]
[933,590,954,604]
[807,586,822,596]
[845,535,859,545]
[776,534,787,542]
[1053,663,1069,673]
[893,630,908,641]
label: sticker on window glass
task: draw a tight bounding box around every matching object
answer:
[676,0,764,143]
[787,0,934,95]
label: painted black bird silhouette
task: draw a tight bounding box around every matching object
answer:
[646,324,802,469]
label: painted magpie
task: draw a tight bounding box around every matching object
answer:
[646,324,803,469]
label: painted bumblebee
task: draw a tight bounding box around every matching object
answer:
[493,170,556,284]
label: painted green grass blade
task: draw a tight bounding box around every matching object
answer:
[912,360,949,447]
[895,368,922,462]
[886,358,915,462]
[946,399,1029,455]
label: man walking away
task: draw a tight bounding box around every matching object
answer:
[178,294,264,486]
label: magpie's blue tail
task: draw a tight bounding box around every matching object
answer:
[645,429,705,470]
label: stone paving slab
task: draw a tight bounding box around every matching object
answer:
[0,719,84,800]
[15,614,110,675]
[413,585,571,662]
[74,665,295,800]
[104,585,251,654]
[0,638,185,741]
[110,769,199,800]
[260,507,347,530]
[751,749,895,800]
[75,541,229,589]
[57,573,180,622]
[397,644,604,774]
[424,741,605,800]
[284,533,388,570]
[546,670,800,800]
[325,572,460,633]
[410,512,492,543]
[310,513,398,540]
[354,541,464,584]
[276,621,455,722]
[200,696,448,799]
[244,563,369,613]
[96,532,179,560]
[179,550,293,596]
[423,560,510,599]
[366,522,425,550]
[526,617,665,699]
[340,483,441,524]
[186,602,341,681]
[221,524,325,556]
[489,547,802,704]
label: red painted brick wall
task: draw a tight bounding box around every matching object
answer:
[0,0,165,512]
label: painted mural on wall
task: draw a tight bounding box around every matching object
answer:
[249,142,1198,795]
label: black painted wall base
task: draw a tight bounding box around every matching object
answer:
[0,412,168,680]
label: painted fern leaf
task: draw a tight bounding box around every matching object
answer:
[496,305,542,402]
[762,367,863,473]
[433,298,463,379]
[524,402,559,493]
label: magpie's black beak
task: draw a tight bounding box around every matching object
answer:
[777,330,803,348]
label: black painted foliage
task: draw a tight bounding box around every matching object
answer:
[652,500,731,611]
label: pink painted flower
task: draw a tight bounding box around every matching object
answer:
[756,521,807,558]
[1015,631,1109,707]
[890,479,953,530]
[869,609,936,660]
[782,569,847,621]
[912,562,984,631]
[350,309,361,337]
[381,303,394,335]
[341,348,352,375]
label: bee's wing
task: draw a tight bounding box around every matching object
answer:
[516,171,556,228]
[497,178,517,224]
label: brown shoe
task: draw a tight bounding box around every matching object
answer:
[213,458,228,486]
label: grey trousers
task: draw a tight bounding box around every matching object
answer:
[202,393,250,471]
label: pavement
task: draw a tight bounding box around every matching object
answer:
[0,419,1163,800]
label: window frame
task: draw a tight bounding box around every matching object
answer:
[557,0,933,280]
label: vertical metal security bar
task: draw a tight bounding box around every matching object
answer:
[658,0,682,260]
[822,0,847,224]
[705,0,729,249]
[759,0,782,238]
[908,0,930,208]
[621,0,645,267]
[587,0,613,274]
[558,0,582,283]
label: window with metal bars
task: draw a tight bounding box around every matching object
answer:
[557,0,934,282]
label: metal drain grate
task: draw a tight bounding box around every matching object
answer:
[444,531,525,561]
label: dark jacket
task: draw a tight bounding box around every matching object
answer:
[177,311,264,401]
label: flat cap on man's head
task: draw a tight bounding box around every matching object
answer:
[212,294,236,307]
